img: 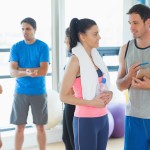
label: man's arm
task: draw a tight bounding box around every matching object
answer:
[0,85,2,94]
[34,62,49,76]
[18,62,49,77]
[10,62,28,78]
[116,44,140,91]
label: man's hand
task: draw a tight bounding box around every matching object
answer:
[128,63,141,79]
[131,76,150,90]
[26,69,38,77]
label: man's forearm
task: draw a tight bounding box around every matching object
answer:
[10,69,27,78]
[18,65,48,77]
[116,75,132,91]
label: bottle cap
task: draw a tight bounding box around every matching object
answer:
[102,78,106,84]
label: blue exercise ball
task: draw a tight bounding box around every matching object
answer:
[108,102,125,138]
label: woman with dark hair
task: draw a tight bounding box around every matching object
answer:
[60,18,113,150]
[62,27,75,150]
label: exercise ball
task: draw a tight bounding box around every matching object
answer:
[108,111,114,138]
[45,89,63,129]
[108,102,125,138]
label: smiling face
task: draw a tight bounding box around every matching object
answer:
[128,13,150,39]
[21,22,36,43]
[79,25,101,50]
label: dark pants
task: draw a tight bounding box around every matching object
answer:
[73,115,108,150]
[62,104,75,150]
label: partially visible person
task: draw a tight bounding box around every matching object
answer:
[9,17,50,150]
[116,4,150,150]
[60,18,113,150]
[0,85,2,94]
[64,27,71,56]
[62,27,75,150]
[0,135,2,149]
[0,84,3,149]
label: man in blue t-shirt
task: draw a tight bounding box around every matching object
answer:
[9,17,50,150]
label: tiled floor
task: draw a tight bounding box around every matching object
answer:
[25,137,124,150]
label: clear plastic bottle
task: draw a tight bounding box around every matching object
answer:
[95,82,101,97]
[100,78,109,93]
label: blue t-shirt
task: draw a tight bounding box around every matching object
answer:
[9,39,50,95]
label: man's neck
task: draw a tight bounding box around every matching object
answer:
[136,33,150,48]
[25,38,36,44]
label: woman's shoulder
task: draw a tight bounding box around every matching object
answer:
[64,54,80,74]
[68,54,79,66]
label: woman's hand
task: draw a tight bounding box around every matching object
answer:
[87,91,113,108]
[100,91,113,106]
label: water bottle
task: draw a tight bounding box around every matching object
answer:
[100,78,109,93]
[95,82,101,97]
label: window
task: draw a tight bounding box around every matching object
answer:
[0,0,51,48]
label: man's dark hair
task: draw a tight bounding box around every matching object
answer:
[127,4,150,22]
[21,17,36,29]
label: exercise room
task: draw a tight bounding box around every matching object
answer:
[0,0,149,150]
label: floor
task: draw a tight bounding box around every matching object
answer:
[24,137,124,150]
